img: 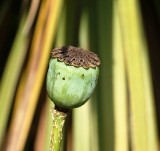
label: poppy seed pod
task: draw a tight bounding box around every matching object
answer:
[46,46,100,109]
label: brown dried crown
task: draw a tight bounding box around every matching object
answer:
[51,46,100,68]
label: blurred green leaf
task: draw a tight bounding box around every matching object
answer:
[3,0,64,150]
[89,0,114,150]
[116,0,158,150]
[73,10,90,151]
[112,3,128,150]
[0,13,28,145]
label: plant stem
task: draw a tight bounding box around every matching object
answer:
[50,107,67,151]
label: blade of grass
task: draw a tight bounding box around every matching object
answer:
[23,0,41,34]
[73,102,90,151]
[5,0,64,150]
[43,100,54,151]
[79,10,89,49]
[113,3,128,151]
[140,29,159,151]
[0,13,28,146]
[65,0,83,46]
[89,0,114,150]
[116,0,158,150]
[80,9,98,151]
[34,98,54,151]
[55,5,66,47]
[89,95,99,151]
[0,0,41,144]
[73,10,90,151]
[0,3,41,137]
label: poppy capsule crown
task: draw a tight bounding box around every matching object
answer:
[46,46,100,109]
[51,46,100,68]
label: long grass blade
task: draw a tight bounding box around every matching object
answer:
[73,102,90,151]
[73,10,90,151]
[113,3,128,151]
[0,1,41,143]
[116,0,158,150]
[34,98,54,151]
[5,0,64,150]
[92,0,114,150]
[140,31,159,151]
[0,14,28,145]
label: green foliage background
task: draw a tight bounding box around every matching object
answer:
[0,0,160,150]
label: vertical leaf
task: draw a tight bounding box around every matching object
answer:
[113,2,128,151]
[89,0,114,150]
[34,98,54,151]
[0,14,28,145]
[4,0,64,150]
[73,10,90,151]
[73,102,90,151]
[116,0,158,150]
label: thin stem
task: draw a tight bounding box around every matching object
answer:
[50,107,67,151]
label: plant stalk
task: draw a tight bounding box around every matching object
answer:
[49,107,67,151]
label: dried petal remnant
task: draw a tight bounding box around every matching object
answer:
[51,46,100,68]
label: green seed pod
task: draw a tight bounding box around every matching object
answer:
[46,46,100,109]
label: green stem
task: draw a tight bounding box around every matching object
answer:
[50,107,67,151]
